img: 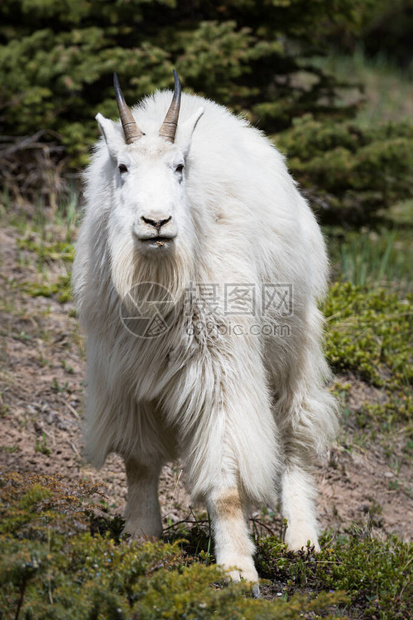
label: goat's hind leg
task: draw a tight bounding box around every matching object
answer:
[281,458,320,552]
[280,382,337,551]
[279,307,338,552]
[123,457,163,538]
[279,384,337,551]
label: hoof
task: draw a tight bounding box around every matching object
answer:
[285,530,320,553]
[252,582,261,598]
[221,558,259,584]
[123,520,162,539]
[223,568,260,596]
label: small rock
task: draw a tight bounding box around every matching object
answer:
[56,419,70,431]
[33,420,44,434]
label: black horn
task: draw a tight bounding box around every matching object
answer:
[159,70,181,143]
[114,73,143,144]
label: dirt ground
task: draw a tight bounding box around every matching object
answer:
[1,224,412,542]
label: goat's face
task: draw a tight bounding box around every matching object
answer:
[95,73,203,299]
[110,137,190,259]
[97,129,199,299]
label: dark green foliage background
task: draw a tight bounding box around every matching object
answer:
[1,0,357,147]
[345,0,413,67]
[1,0,412,223]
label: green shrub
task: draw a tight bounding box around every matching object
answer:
[0,0,357,164]
[257,533,413,618]
[324,282,413,432]
[277,117,413,223]
[1,473,412,618]
[0,473,346,619]
[324,282,413,387]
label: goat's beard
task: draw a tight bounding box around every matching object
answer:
[109,230,194,312]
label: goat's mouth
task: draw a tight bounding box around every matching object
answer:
[134,233,177,250]
[143,236,173,243]
[142,235,174,244]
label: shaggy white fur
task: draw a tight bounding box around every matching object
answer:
[73,84,339,583]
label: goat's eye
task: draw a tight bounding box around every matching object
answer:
[118,164,128,174]
[175,164,184,174]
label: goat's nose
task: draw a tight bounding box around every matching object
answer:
[141,215,172,231]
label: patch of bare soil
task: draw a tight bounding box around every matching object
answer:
[317,378,413,542]
[1,224,412,541]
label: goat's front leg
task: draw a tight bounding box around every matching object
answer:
[123,457,163,538]
[207,487,258,583]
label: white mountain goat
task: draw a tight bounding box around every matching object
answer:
[73,70,338,583]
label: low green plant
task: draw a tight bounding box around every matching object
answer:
[256,532,413,618]
[23,273,71,303]
[324,282,413,388]
[17,238,75,264]
[358,392,413,433]
[34,433,50,457]
[324,282,413,438]
[1,473,412,618]
[0,473,346,619]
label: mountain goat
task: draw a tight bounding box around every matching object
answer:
[73,70,338,583]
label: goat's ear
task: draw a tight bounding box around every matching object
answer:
[96,113,125,161]
[178,107,204,158]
